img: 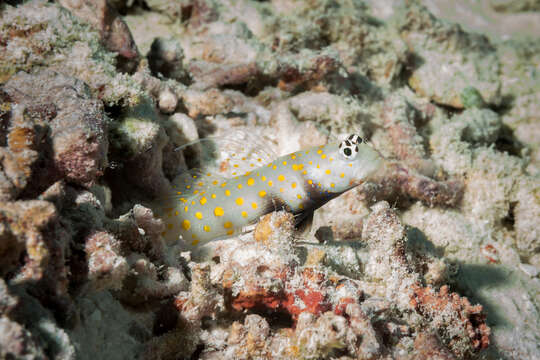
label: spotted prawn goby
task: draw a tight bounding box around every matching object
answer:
[160,134,384,248]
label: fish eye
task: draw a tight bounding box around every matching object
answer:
[339,139,358,159]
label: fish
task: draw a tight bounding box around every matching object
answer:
[159,133,384,248]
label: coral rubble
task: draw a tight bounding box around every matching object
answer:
[0,0,539,359]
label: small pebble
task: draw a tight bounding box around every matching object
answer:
[158,89,178,114]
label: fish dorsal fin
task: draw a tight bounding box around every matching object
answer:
[176,129,278,178]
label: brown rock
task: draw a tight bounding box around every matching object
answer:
[58,0,140,72]
[2,70,108,192]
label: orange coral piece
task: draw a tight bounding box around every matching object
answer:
[410,283,490,354]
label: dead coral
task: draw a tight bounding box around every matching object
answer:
[366,162,464,208]
[409,284,490,358]
[0,200,72,318]
[109,205,188,303]
[84,231,128,292]
[275,53,340,93]
[412,331,456,360]
[397,2,501,108]
[0,103,40,201]
[0,279,17,316]
[382,94,436,177]
[269,0,407,85]
[0,0,142,105]
[2,70,108,191]
[0,316,47,359]
[108,98,170,198]
[189,61,261,91]
[58,0,140,72]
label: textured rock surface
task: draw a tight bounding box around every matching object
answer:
[0,0,538,359]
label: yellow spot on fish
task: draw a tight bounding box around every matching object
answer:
[321,154,326,159]
[204,225,211,232]
[242,157,246,160]
[195,212,203,219]
[191,239,199,246]
[191,201,196,205]
[329,157,333,161]
[238,184,243,189]
[207,172,211,176]
[259,190,267,197]
[261,176,266,181]
[186,185,191,189]
[241,211,248,218]
[212,180,218,185]
[291,154,296,159]
[236,197,244,206]
[317,150,322,154]
[224,221,232,229]
[325,169,331,175]
[247,178,255,186]
[211,193,216,199]
[245,171,252,176]
[258,158,262,162]
[331,183,335,188]
[283,161,287,165]
[225,190,231,196]
[297,194,302,199]
[273,165,277,170]
[278,175,285,182]
[200,197,207,205]
[193,175,197,179]
[309,161,313,165]
[197,182,203,186]
[302,170,307,175]
[280,188,284,192]
[268,180,273,186]
[167,223,173,229]
[184,206,188,212]
[182,220,191,230]
[348,163,352,167]
[221,182,227,187]
[340,173,345,178]
[214,207,224,216]
[292,164,299,171]
[175,211,179,216]
[234,164,239,168]
[316,164,320,169]
[291,182,297,189]
[308,180,313,185]
[227,229,234,235]
[299,204,304,209]
[176,191,182,195]
[252,202,258,209]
